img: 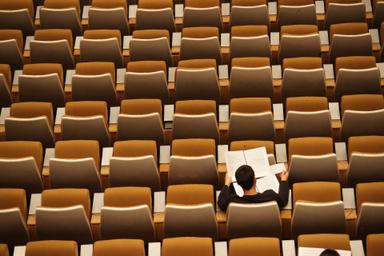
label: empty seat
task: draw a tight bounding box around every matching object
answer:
[230,26,271,59]
[335,56,376,72]
[167,184,214,205]
[279,30,321,61]
[0,0,35,35]
[277,4,317,27]
[61,101,111,147]
[325,2,366,28]
[50,140,102,193]
[341,109,384,140]
[347,153,384,185]
[136,0,175,32]
[5,102,55,147]
[25,240,78,256]
[341,94,384,114]
[110,140,161,191]
[101,187,155,241]
[162,237,213,256]
[298,234,351,251]
[230,140,275,156]
[0,244,8,256]
[0,29,24,69]
[229,237,281,256]
[19,63,65,109]
[72,62,118,106]
[0,141,43,193]
[36,188,93,244]
[286,96,328,112]
[232,56,270,68]
[81,29,124,67]
[125,61,169,103]
[356,182,384,212]
[348,135,384,157]
[292,182,341,207]
[0,64,12,108]
[172,138,216,157]
[226,201,282,239]
[231,2,269,27]
[117,99,164,145]
[288,136,333,161]
[0,188,29,246]
[93,239,145,256]
[175,100,217,116]
[183,0,222,30]
[356,202,384,239]
[40,0,82,36]
[291,201,346,238]
[283,56,322,70]
[366,233,384,256]
[31,29,75,69]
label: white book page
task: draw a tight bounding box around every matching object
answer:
[243,147,271,178]
[270,163,285,174]
[225,151,246,178]
[233,182,244,197]
[298,247,351,256]
[256,174,280,193]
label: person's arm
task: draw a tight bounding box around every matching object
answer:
[218,174,235,212]
[276,170,290,208]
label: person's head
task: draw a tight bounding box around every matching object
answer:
[235,165,255,191]
[319,249,340,256]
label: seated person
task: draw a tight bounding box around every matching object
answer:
[218,165,289,211]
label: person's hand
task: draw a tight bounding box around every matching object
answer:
[280,170,289,181]
[225,174,232,186]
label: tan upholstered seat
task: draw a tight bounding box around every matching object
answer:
[292,182,341,206]
[162,237,213,256]
[114,140,158,162]
[167,184,214,205]
[93,239,145,256]
[104,187,152,212]
[25,240,78,256]
[298,234,351,250]
[172,138,216,157]
[348,136,384,158]
[366,233,384,256]
[288,137,333,160]
[175,100,217,115]
[231,57,270,67]
[229,237,280,256]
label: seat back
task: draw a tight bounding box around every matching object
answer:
[88,7,129,35]
[0,9,34,35]
[0,73,12,107]
[330,33,372,62]
[40,8,82,36]
[183,7,222,30]
[279,33,321,60]
[80,38,123,67]
[167,184,214,205]
[30,40,75,69]
[298,234,351,251]
[341,109,384,140]
[136,8,175,32]
[348,153,384,186]
[230,35,271,58]
[229,237,280,256]
[0,39,24,69]
[325,2,366,28]
[356,203,384,239]
[180,37,221,64]
[231,5,269,26]
[130,37,172,67]
[292,181,341,206]
[0,208,29,246]
[162,237,213,256]
[277,4,317,27]
[93,239,145,256]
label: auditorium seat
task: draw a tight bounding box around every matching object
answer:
[162,237,213,256]
[36,188,93,244]
[61,101,111,146]
[130,29,173,67]
[356,182,384,212]
[25,240,78,256]
[125,61,169,103]
[180,27,221,63]
[50,140,102,193]
[335,56,376,72]
[348,135,384,157]
[366,233,384,256]
[232,56,270,67]
[81,29,124,67]
[89,0,129,34]
[31,29,75,69]
[0,188,29,246]
[292,182,341,207]
[228,237,281,256]
[0,0,35,35]
[341,109,384,140]
[230,0,269,27]
[226,201,282,239]
[109,140,161,191]
[325,0,366,28]
[277,3,317,27]
[288,136,334,161]
[341,94,384,114]
[72,61,118,106]
[0,244,8,256]
[297,233,351,251]
[0,64,12,108]
[167,184,215,205]
[136,0,175,32]
[0,141,43,193]
[93,239,145,256]
[291,201,346,238]
[183,0,222,30]
[100,187,156,241]
[285,111,332,139]
[117,99,164,145]
[175,100,217,116]
[282,56,322,70]
[40,0,82,36]
[19,63,65,109]
[0,29,24,69]
[5,102,55,147]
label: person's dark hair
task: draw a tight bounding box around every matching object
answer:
[235,165,255,190]
[319,249,340,256]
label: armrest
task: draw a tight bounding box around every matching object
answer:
[80,244,93,256]
[328,102,340,120]
[272,65,282,79]
[350,240,364,256]
[376,63,384,79]
[275,144,288,163]
[123,36,132,50]
[282,240,296,256]
[109,106,120,124]
[12,70,23,85]
[92,193,104,214]
[315,1,325,14]
[154,191,166,213]
[175,4,184,18]
[342,188,356,209]
[215,241,228,256]
[28,193,42,215]
[218,144,229,164]
[270,32,280,46]
[65,69,76,85]
[129,5,137,19]
[0,107,10,125]
[148,242,161,256]
[221,33,230,47]
[43,148,55,167]
[74,36,83,50]
[323,64,334,80]
[335,142,347,161]
[35,6,42,19]
[160,145,171,164]
[319,30,329,46]
[219,105,229,122]
[273,103,284,121]
[172,32,181,47]
[221,3,230,16]
[101,147,114,167]
[55,107,65,125]
[282,190,292,210]
[268,2,277,15]
[218,65,229,80]
[168,67,176,82]
[82,6,90,19]
[369,29,380,44]
[24,36,34,51]
[164,104,174,122]
[13,246,26,256]
[363,0,372,12]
